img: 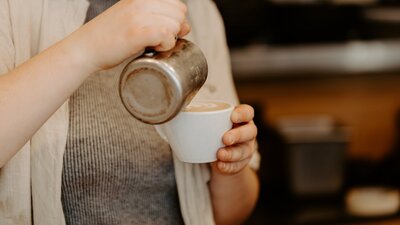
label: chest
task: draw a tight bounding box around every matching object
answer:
[63,65,175,189]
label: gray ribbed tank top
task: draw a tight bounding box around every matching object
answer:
[61,1,184,224]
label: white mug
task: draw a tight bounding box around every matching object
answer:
[155,100,234,163]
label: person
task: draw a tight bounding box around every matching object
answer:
[0,0,259,225]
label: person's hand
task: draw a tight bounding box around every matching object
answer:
[68,0,190,71]
[211,104,257,175]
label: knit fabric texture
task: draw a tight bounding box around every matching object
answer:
[85,0,117,22]
[61,62,184,225]
[61,2,183,223]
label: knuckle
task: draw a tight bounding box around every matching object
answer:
[176,0,188,13]
[145,27,162,41]
[233,163,242,173]
[225,147,234,161]
[176,11,185,23]
[159,33,176,50]
[160,27,170,35]
[231,145,242,160]
[222,149,230,159]
[229,149,238,161]
[181,3,188,13]
[228,151,235,161]
[240,144,250,159]
[232,131,240,143]
[227,163,237,174]
[171,21,181,34]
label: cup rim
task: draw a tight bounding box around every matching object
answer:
[180,100,234,115]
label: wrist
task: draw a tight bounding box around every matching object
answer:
[209,164,260,225]
[56,29,102,76]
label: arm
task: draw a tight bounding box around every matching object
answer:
[0,0,189,167]
[209,104,260,225]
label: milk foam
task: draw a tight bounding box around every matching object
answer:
[184,101,230,112]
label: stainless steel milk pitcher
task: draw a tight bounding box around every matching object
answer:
[119,39,208,124]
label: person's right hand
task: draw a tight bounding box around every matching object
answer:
[68,0,190,72]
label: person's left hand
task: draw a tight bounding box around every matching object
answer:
[211,104,257,175]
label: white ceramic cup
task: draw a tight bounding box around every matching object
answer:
[155,100,234,163]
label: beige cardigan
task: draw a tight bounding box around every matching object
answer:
[0,0,254,224]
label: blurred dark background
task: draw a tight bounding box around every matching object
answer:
[214,0,400,224]
[216,0,400,46]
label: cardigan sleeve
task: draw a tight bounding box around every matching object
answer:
[186,0,260,171]
[187,0,239,105]
[206,1,239,105]
[0,0,16,75]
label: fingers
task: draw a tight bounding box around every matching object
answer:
[139,26,176,51]
[162,0,188,13]
[217,141,255,162]
[215,141,256,174]
[154,31,176,51]
[135,0,189,49]
[231,104,254,124]
[77,0,190,71]
[148,1,186,24]
[216,140,256,174]
[137,13,181,34]
[216,158,251,174]
[157,0,188,37]
[212,104,258,175]
[222,120,257,146]
[177,20,191,38]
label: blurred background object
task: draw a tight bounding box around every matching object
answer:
[217,0,400,78]
[275,115,348,197]
[214,0,400,224]
[345,187,400,218]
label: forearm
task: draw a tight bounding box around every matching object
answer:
[0,0,189,167]
[209,165,260,225]
[0,33,95,167]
